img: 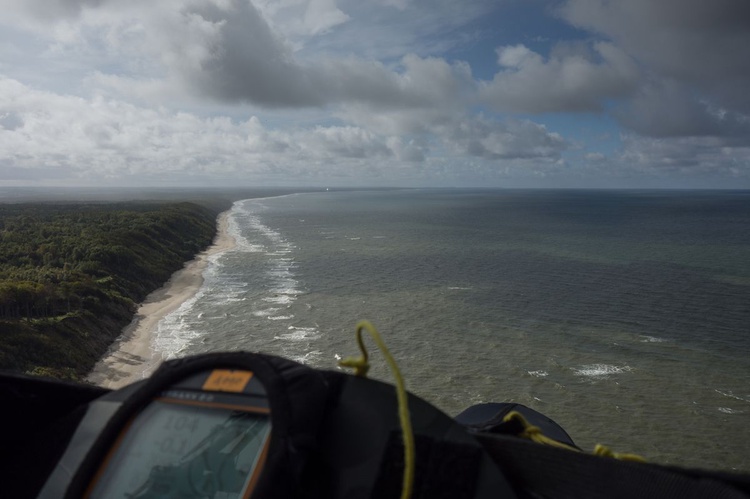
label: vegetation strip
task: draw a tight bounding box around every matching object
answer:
[0,202,220,380]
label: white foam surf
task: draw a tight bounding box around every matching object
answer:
[573,364,632,378]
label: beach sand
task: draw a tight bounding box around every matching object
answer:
[86,210,236,389]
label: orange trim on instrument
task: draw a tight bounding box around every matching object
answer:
[203,369,254,392]
[155,396,271,414]
[83,416,136,499]
[242,431,272,499]
[84,398,271,498]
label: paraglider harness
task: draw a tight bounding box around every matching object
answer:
[1,322,749,498]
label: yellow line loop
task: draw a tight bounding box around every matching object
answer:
[338,320,415,499]
[503,410,646,462]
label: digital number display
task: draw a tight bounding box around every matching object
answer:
[89,400,270,499]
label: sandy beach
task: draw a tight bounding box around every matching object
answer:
[86,210,236,389]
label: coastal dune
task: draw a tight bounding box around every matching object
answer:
[87,211,236,389]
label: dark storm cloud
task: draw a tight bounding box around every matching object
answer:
[485,0,750,143]
[560,0,750,101]
[178,1,323,107]
[167,1,468,109]
[615,79,750,142]
[560,0,750,132]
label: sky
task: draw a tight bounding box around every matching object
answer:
[1,0,749,189]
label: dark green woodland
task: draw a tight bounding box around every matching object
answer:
[0,202,220,380]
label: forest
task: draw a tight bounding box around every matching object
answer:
[0,202,221,379]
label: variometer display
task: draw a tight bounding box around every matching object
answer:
[87,400,271,499]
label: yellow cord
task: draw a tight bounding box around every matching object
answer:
[337,321,642,497]
[593,444,647,462]
[338,321,415,499]
[503,411,646,462]
[503,411,581,452]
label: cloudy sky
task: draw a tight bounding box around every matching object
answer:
[1,0,749,188]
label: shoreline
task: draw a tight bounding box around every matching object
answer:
[86,209,237,389]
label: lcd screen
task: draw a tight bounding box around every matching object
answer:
[88,400,271,499]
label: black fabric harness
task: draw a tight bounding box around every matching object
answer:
[475,430,750,499]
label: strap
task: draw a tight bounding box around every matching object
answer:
[372,431,482,499]
[475,432,749,499]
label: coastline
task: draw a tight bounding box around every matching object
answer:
[86,209,237,389]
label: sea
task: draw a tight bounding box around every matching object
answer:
[151,189,750,472]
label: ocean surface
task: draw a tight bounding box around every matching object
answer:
[152,189,750,472]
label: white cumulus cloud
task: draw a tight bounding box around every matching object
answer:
[481,42,639,113]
